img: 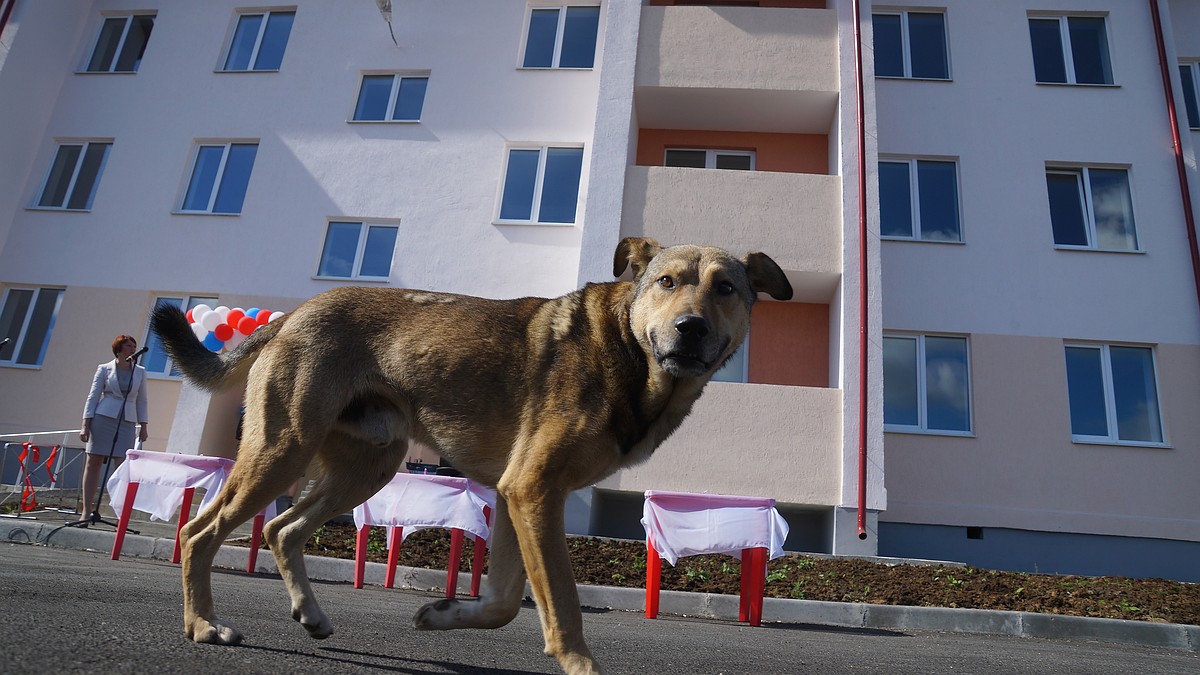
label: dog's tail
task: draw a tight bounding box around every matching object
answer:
[150,304,286,391]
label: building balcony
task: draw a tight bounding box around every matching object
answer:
[635,5,839,133]
[596,382,842,508]
[621,165,842,302]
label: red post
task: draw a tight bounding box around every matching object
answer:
[173,487,195,564]
[739,549,751,622]
[384,526,403,588]
[645,539,661,618]
[111,482,140,560]
[446,528,464,598]
[748,547,767,627]
[247,513,265,573]
[354,525,370,588]
[470,505,491,597]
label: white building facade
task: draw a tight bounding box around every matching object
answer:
[0,0,1195,580]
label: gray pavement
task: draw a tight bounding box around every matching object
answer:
[1,506,1197,668]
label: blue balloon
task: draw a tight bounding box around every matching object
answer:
[246,307,262,318]
[202,332,224,352]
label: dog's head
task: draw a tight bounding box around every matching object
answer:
[614,237,793,379]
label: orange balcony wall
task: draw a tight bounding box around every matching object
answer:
[748,301,829,387]
[637,129,829,175]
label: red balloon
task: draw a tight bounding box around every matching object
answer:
[226,308,245,327]
[214,323,234,341]
[238,316,259,336]
[185,308,195,323]
[257,310,272,326]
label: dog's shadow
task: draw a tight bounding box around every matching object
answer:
[237,643,538,674]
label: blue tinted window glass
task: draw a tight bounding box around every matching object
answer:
[664,150,706,168]
[16,289,63,366]
[1029,19,1067,83]
[711,342,746,383]
[1067,17,1111,85]
[39,145,82,208]
[115,14,154,72]
[1088,169,1136,250]
[213,144,257,214]
[523,9,559,67]
[1180,65,1200,129]
[883,337,919,426]
[144,297,183,374]
[907,13,947,79]
[917,160,959,241]
[1110,347,1162,443]
[67,143,110,210]
[1046,172,1088,246]
[392,77,428,121]
[0,290,32,361]
[318,222,362,277]
[559,6,599,68]
[354,75,394,121]
[872,14,904,77]
[500,150,540,220]
[879,161,913,237]
[224,14,262,70]
[182,146,225,211]
[1065,347,1108,437]
[924,337,970,432]
[88,18,126,72]
[360,226,398,277]
[539,147,583,223]
[254,11,294,70]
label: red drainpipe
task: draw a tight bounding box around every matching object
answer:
[851,0,869,540]
[1148,0,1200,311]
[0,1,16,41]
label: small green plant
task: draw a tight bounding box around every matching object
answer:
[796,558,816,570]
[684,566,708,582]
[611,573,626,584]
[766,568,788,584]
[721,561,737,575]
[790,581,807,600]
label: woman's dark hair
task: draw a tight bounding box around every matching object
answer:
[111,335,136,357]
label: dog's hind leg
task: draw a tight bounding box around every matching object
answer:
[413,496,528,630]
[263,435,405,640]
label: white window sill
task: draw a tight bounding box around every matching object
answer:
[26,206,92,213]
[493,219,577,228]
[311,275,391,283]
[0,362,43,371]
[1052,245,1144,254]
[875,75,953,82]
[171,210,241,217]
[517,66,594,72]
[1034,81,1119,88]
[347,119,420,124]
[75,70,138,75]
[214,69,281,74]
[884,426,975,438]
[881,236,965,245]
[1070,437,1171,450]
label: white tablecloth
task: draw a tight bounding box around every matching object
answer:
[352,472,496,547]
[641,490,789,566]
[106,449,276,522]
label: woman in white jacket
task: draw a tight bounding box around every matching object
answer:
[79,335,149,521]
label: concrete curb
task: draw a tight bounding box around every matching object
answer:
[3,518,1195,653]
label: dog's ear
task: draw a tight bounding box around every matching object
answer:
[742,252,793,301]
[613,237,663,281]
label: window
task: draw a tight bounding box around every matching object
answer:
[144,296,218,376]
[352,74,429,122]
[711,342,747,383]
[879,159,961,242]
[873,10,949,80]
[498,146,584,224]
[664,149,755,171]
[317,221,398,280]
[180,143,259,214]
[1180,62,1200,130]
[86,14,155,72]
[884,334,971,434]
[1045,166,1137,251]
[221,10,295,71]
[522,5,600,69]
[1065,344,1163,444]
[1028,15,1113,85]
[35,142,112,210]
[0,287,64,367]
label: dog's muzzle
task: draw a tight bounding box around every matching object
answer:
[653,314,718,377]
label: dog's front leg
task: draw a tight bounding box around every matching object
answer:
[502,473,601,675]
[413,497,527,630]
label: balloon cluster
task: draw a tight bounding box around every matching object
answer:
[187,304,284,353]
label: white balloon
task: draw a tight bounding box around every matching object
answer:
[226,332,246,350]
[268,311,284,322]
[191,304,212,317]
[191,322,207,341]
[214,305,230,319]
[200,311,222,332]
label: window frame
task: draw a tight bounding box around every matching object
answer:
[1028,14,1115,86]
[872,9,951,81]
[710,339,749,384]
[496,144,585,226]
[314,219,400,281]
[878,157,963,242]
[350,72,430,123]
[0,287,65,369]
[32,140,113,211]
[663,148,756,171]
[218,9,295,73]
[1179,61,1200,130]
[1064,343,1166,447]
[520,4,601,70]
[83,13,156,73]
[1045,165,1139,252]
[883,333,974,436]
[177,141,259,215]
[143,295,219,378]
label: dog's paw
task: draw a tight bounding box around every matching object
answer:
[188,618,244,646]
[292,605,334,639]
[412,598,460,630]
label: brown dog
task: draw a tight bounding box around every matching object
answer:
[151,237,792,674]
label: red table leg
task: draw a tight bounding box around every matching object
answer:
[247,513,265,572]
[173,487,195,564]
[645,539,661,619]
[385,526,403,588]
[470,505,491,597]
[446,528,464,598]
[111,482,140,560]
[739,548,751,622]
[354,525,370,588]
[748,547,767,626]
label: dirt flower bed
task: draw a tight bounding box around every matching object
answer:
[246,522,1199,627]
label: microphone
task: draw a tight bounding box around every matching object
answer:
[0,337,9,347]
[126,346,150,362]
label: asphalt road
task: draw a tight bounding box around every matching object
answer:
[2,543,1196,674]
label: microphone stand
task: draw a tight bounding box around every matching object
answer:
[58,352,141,533]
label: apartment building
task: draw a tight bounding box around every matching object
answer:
[0,1,1195,580]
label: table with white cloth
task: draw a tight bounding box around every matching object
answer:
[641,489,790,626]
[351,472,497,597]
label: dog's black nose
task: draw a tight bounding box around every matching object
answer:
[674,315,709,338]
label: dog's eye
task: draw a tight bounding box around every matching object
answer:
[657,276,675,290]
[717,281,735,295]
